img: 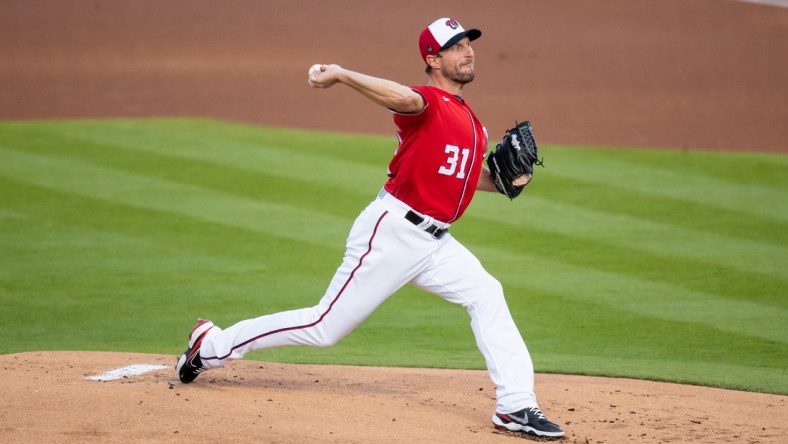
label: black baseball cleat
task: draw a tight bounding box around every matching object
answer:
[176,319,215,383]
[492,406,565,438]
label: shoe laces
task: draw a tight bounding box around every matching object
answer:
[526,407,547,421]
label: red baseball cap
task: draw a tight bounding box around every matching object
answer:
[419,18,482,62]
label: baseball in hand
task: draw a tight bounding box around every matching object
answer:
[308,64,322,86]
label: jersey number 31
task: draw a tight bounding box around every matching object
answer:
[438,145,470,179]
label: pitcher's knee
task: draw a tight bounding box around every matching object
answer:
[470,277,507,310]
[480,276,505,300]
[316,330,345,347]
[488,278,504,297]
[305,319,354,347]
[297,301,364,347]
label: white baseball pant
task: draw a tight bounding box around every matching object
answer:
[199,190,538,413]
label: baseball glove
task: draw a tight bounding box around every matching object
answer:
[486,120,544,199]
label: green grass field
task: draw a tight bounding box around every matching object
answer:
[1,118,786,395]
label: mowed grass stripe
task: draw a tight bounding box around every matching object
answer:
[536,197,785,277]
[0,175,340,351]
[522,291,784,394]
[469,194,786,279]
[1,210,257,279]
[543,145,788,222]
[539,174,787,246]
[0,147,354,249]
[0,124,381,219]
[460,201,785,311]
[471,243,787,345]
[539,351,782,394]
[1,119,392,193]
[0,174,337,273]
[0,174,341,287]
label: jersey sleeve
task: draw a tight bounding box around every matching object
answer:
[392,87,432,130]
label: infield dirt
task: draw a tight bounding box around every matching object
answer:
[0,1,786,443]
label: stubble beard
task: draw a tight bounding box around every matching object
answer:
[447,63,475,85]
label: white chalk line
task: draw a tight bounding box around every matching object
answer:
[735,0,788,8]
[85,364,170,381]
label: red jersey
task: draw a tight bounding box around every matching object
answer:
[383,86,488,224]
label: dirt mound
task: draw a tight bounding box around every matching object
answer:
[1,351,784,443]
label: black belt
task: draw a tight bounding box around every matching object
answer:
[405,210,449,239]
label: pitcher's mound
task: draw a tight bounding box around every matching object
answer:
[1,351,784,443]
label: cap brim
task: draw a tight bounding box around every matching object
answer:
[440,28,482,51]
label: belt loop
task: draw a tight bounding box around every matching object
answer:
[431,227,448,239]
[405,210,448,239]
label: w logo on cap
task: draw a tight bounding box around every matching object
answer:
[445,19,459,29]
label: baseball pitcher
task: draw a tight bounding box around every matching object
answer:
[177,17,563,439]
